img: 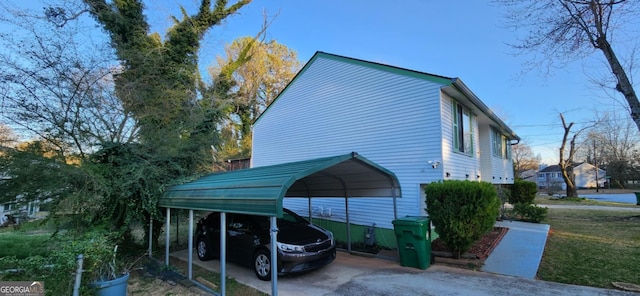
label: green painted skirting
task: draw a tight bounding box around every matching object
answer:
[310,219,439,249]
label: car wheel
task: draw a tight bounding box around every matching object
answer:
[196,236,212,261]
[253,249,271,281]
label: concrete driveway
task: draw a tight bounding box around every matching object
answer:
[171,249,636,296]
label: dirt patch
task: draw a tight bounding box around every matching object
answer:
[127,256,266,296]
[430,227,508,269]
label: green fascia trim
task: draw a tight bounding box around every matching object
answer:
[316,52,454,85]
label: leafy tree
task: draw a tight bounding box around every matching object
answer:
[79,0,251,243]
[210,36,301,160]
[0,0,252,247]
[498,0,640,132]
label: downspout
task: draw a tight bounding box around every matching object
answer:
[390,176,398,219]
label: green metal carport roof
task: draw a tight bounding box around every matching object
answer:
[158,152,401,217]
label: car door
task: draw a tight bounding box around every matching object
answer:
[226,214,260,266]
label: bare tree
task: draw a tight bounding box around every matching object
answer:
[0,124,17,147]
[0,3,137,159]
[512,141,542,178]
[559,113,593,197]
[582,111,640,187]
[499,0,640,132]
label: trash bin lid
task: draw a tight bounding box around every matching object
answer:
[392,216,429,226]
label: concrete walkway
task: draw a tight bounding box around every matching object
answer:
[481,220,550,278]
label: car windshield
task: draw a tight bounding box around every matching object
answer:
[277,209,308,227]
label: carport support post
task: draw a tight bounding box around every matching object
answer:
[188,210,193,280]
[148,216,153,258]
[270,216,278,295]
[220,212,226,296]
[345,197,351,252]
[308,197,312,224]
[165,207,170,266]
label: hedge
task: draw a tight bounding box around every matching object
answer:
[425,180,500,258]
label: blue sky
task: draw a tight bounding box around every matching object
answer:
[6,0,638,164]
[148,0,630,165]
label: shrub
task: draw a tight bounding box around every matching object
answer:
[510,203,548,223]
[509,180,537,204]
[425,180,500,258]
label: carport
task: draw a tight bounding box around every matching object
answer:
[155,152,401,296]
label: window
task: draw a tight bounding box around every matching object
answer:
[452,102,473,154]
[491,127,511,160]
[492,128,502,158]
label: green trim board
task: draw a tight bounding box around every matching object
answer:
[159,152,401,217]
[311,218,439,249]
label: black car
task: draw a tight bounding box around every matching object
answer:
[195,208,336,281]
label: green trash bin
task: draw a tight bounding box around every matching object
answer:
[392,216,431,270]
[634,192,640,206]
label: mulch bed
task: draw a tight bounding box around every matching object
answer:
[431,227,508,268]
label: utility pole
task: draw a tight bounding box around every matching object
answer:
[594,140,599,193]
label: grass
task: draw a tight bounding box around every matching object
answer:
[0,220,55,259]
[1,218,265,295]
[534,195,637,208]
[537,208,640,288]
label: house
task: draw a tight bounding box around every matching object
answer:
[519,169,538,183]
[251,52,519,246]
[0,147,45,223]
[537,163,606,190]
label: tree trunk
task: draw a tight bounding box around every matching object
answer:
[558,114,579,198]
[595,36,640,132]
[563,169,578,198]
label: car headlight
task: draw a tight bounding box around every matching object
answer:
[328,231,334,245]
[277,242,305,252]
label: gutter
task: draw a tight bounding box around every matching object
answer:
[449,78,521,142]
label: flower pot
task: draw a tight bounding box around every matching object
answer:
[89,273,129,296]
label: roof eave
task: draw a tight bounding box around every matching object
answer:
[447,78,520,142]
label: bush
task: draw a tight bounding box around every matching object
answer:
[510,203,548,223]
[509,180,537,204]
[425,180,500,258]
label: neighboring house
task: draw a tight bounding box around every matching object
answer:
[537,163,606,190]
[251,52,519,246]
[519,169,538,183]
[0,147,45,222]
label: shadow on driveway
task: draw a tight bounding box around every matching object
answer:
[171,249,636,296]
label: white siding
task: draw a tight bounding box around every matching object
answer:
[440,94,482,181]
[253,56,445,229]
[478,125,493,181]
[479,125,515,184]
[574,163,606,188]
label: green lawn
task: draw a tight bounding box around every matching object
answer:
[534,195,637,207]
[0,232,51,259]
[537,209,640,288]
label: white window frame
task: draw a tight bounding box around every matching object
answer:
[452,102,473,155]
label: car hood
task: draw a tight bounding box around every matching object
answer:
[277,223,329,245]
